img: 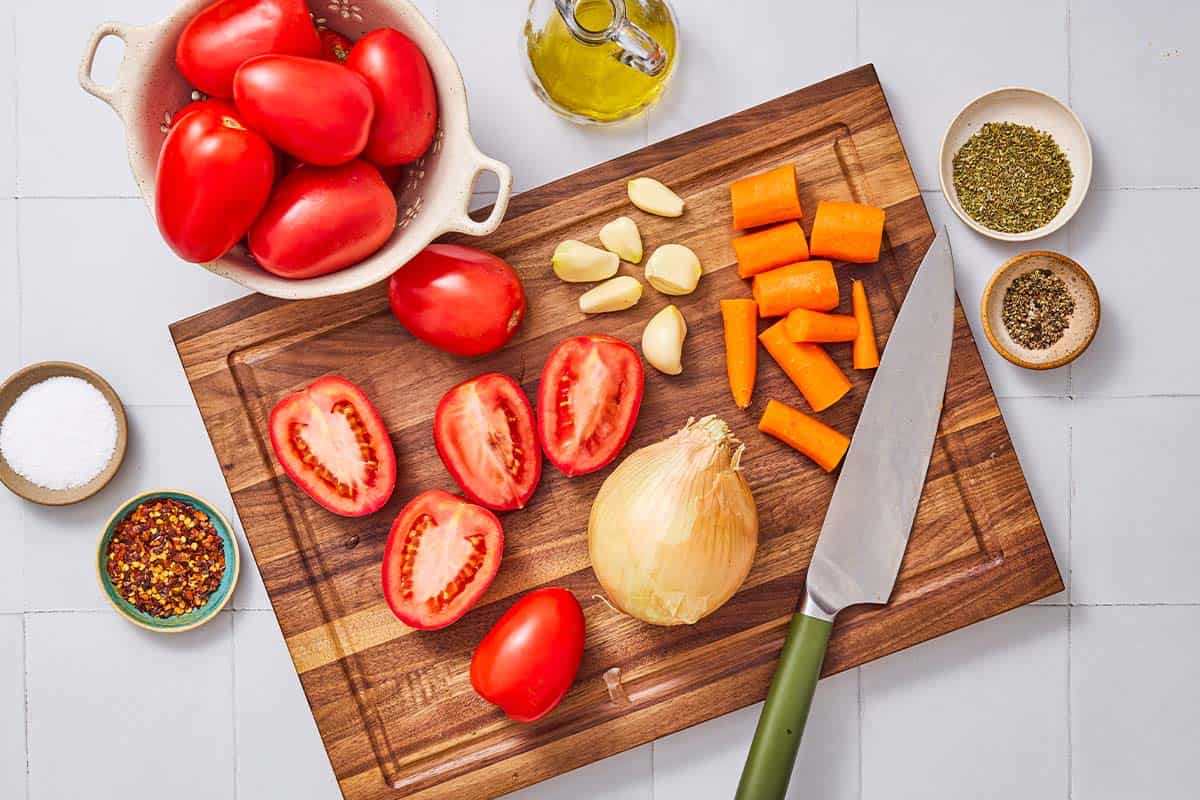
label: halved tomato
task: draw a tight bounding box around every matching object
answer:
[268,376,396,517]
[435,374,541,511]
[382,490,504,630]
[536,335,644,477]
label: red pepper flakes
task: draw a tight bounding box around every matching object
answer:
[106,498,226,618]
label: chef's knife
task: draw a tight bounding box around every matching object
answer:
[735,230,956,799]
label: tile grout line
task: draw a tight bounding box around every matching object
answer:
[854,0,861,65]
[1065,399,1074,800]
[230,610,239,800]
[9,8,19,209]
[1066,604,1073,800]
[1065,0,1073,107]
[22,613,30,800]
[857,667,864,800]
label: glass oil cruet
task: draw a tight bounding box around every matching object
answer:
[523,0,678,125]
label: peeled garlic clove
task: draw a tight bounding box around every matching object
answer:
[599,216,643,264]
[628,177,684,217]
[642,304,687,375]
[580,275,643,314]
[644,244,702,296]
[552,240,620,283]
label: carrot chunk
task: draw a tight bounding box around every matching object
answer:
[730,165,803,229]
[732,221,809,278]
[720,299,758,409]
[809,200,886,264]
[784,309,859,343]
[759,399,850,472]
[851,279,881,369]
[751,261,838,317]
[759,320,851,412]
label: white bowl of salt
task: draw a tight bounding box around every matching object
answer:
[0,362,127,505]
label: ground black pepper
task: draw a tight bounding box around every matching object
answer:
[1001,268,1076,350]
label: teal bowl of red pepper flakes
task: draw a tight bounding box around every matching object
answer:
[97,489,240,633]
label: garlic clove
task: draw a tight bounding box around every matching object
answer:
[552,240,620,283]
[644,244,702,296]
[627,177,685,217]
[598,216,643,263]
[580,275,643,314]
[642,304,688,375]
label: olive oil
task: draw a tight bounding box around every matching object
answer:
[525,0,677,124]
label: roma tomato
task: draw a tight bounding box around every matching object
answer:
[382,490,504,630]
[268,375,397,517]
[387,245,525,356]
[345,28,438,165]
[248,160,397,279]
[318,28,354,63]
[233,54,374,165]
[155,100,275,263]
[537,335,644,477]
[470,588,585,722]
[175,0,320,98]
[435,374,541,511]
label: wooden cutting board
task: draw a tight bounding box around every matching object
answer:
[171,65,1062,800]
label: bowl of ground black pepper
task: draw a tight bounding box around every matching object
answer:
[97,489,239,633]
[940,88,1091,242]
[981,251,1100,370]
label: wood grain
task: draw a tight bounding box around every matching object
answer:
[170,65,1062,800]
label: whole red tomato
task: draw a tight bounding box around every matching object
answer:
[233,54,374,166]
[248,160,397,279]
[155,100,275,263]
[318,28,354,63]
[175,0,320,98]
[345,28,438,165]
[471,588,586,722]
[387,245,525,356]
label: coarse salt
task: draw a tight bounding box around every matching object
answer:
[0,376,118,490]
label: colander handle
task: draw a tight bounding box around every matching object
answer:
[450,149,513,237]
[79,21,134,114]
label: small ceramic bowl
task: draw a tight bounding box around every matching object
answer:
[981,251,1100,370]
[97,489,240,633]
[940,87,1092,242]
[0,361,128,505]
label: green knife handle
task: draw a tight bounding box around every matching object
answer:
[735,612,833,800]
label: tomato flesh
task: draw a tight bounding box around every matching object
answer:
[434,374,541,511]
[268,375,396,517]
[387,244,526,357]
[382,490,504,630]
[536,335,644,476]
[470,588,585,722]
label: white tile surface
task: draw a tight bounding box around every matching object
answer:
[1072,606,1200,799]
[502,745,652,800]
[26,610,235,800]
[0,491,22,613]
[0,2,15,197]
[998,397,1071,601]
[924,192,1071,397]
[1069,190,1200,397]
[437,0,647,193]
[862,606,1068,800]
[653,669,859,800]
[645,0,855,143]
[15,0,167,197]
[234,610,340,800]
[0,615,26,800]
[859,0,1069,192]
[0,199,22,613]
[1071,397,1200,604]
[23,405,237,611]
[18,198,249,406]
[1071,1,1200,189]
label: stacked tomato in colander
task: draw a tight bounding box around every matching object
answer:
[155,0,437,279]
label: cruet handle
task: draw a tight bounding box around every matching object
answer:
[553,0,669,77]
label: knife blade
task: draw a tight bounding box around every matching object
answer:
[736,229,956,800]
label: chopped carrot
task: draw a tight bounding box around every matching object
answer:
[720,299,758,409]
[784,309,859,343]
[732,221,809,278]
[809,200,886,264]
[759,399,850,472]
[851,279,881,369]
[730,165,803,229]
[759,321,851,412]
[751,261,838,317]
